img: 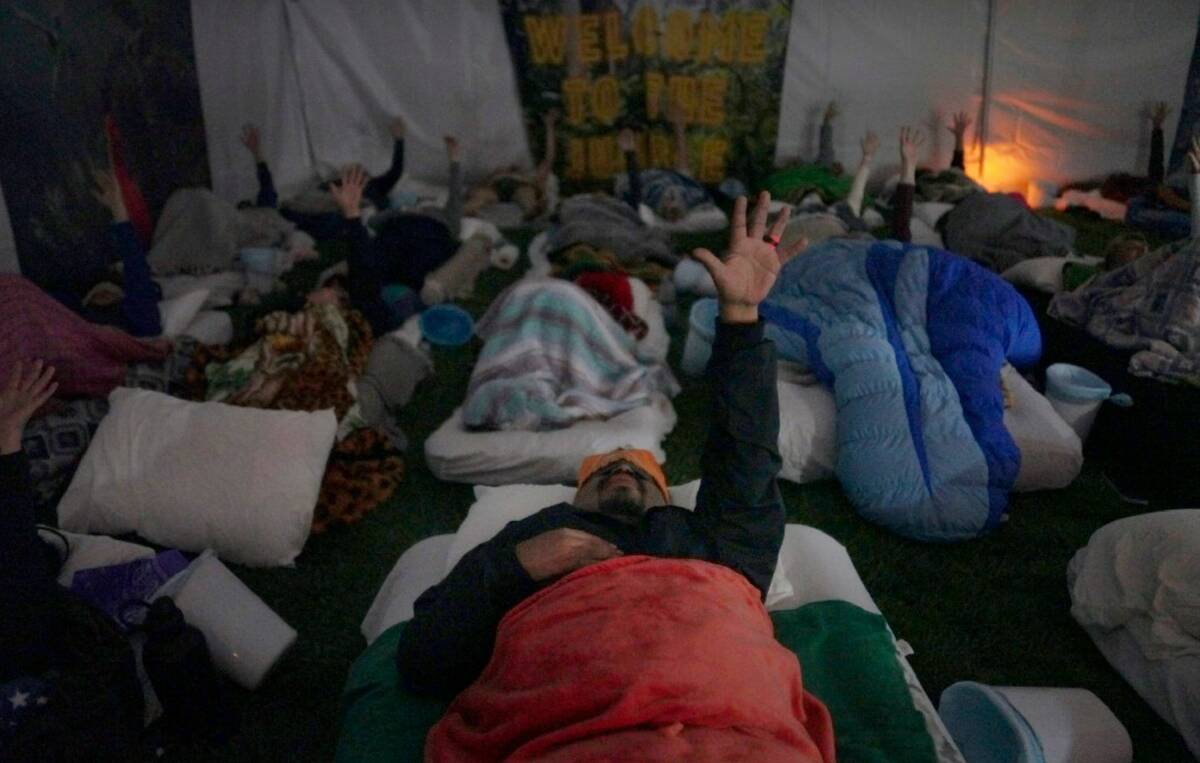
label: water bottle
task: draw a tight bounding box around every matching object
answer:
[141,596,230,742]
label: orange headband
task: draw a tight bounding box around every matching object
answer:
[577,449,670,503]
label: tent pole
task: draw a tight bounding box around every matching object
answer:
[978,0,996,177]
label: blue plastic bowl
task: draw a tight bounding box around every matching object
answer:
[419,304,474,346]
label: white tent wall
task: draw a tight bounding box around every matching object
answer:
[982,0,1199,193]
[282,0,531,187]
[191,0,317,203]
[190,0,1199,206]
[775,0,990,176]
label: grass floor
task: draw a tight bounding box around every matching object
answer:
[170,216,1195,761]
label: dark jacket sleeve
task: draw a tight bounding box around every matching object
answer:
[395,522,542,698]
[110,222,162,337]
[622,150,643,211]
[891,182,915,243]
[951,148,965,171]
[339,218,395,336]
[1150,126,1164,185]
[365,139,405,209]
[256,161,279,208]
[693,320,784,599]
[0,453,51,589]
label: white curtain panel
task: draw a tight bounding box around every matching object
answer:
[191,0,317,202]
[282,0,531,187]
[985,0,1198,190]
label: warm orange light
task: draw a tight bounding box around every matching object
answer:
[964,142,1037,196]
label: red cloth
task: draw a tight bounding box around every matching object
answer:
[0,275,167,398]
[104,115,153,249]
[427,555,837,762]
[574,271,648,339]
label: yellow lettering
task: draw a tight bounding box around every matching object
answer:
[603,11,628,62]
[588,135,619,179]
[632,6,658,57]
[567,137,588,180]
[668,75,699,124]
[576,13,602,65]
[644,72,666,121]
[739,11,768,64]
[650,131,673,168]
[699,73,727,126]
[664,9,693,62]
[524,15,567,66]
[562,77,590,125]
[695,12,721,63]
[717,12,739,64]
[699,136,728,183]
[591,75,621,125]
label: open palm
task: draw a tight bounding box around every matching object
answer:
[692,192,806,322]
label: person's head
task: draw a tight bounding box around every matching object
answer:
[308,274,349,308]
[1104,233,1149,271]
[658,186,687,222]
[573,448,669,522]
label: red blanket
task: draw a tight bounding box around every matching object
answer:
[427,555,836,762]
[0,275,166,398]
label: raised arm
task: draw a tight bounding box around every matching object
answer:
[817,101,838,169]
[442,135,463,238]
[535,109,559,186]
[618,128,643,210]
[892,127,925,242]
[1150,102,1169,185]
[330,165,392,335]
[947,111,971,171]
[689,193,807,598]
[364,117,407,209]
[93,165,161,337]
[1188,136,1200,240]
[241,123,278,208]
[669,103,691,176]
[846,131,878,217]
[1,361,59,589]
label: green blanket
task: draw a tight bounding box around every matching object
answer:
[761,165,853,206]
[337,600,937,762]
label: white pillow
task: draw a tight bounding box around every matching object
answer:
[58,388,337,567]
[182,310,234,345]
[1068,509,1200,661]
[158,288,210,337]
[425,394,677,486]
[776,368,1083,493]
[444,481,794,607]
[1001,257,1068,293]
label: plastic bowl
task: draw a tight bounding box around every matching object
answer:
[419,304,474,346]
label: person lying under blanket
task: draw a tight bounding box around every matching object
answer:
[396,193,836,761]
[0,362,147,759]
[463,109,559,223]
[762,101,853,204]
[614,104,713,223]
[240,117,408,240]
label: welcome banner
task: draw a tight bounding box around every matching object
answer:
[499,0,793,191]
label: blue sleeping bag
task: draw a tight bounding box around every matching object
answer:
[762,239,1041,542]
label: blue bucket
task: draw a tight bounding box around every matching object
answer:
[1044,364,1130,442]
[680,298,719,376]
[419,304,474,347]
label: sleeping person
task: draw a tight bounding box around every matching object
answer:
[614,105,713,223]
[463,109,559,223]
[395,194,835,761]
[240,117,407,239]
[327,136,465,335]
[0,362,146,760]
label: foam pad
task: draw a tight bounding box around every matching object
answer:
[425,394,677,486]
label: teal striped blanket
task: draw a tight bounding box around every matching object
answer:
[463,279,679,431]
